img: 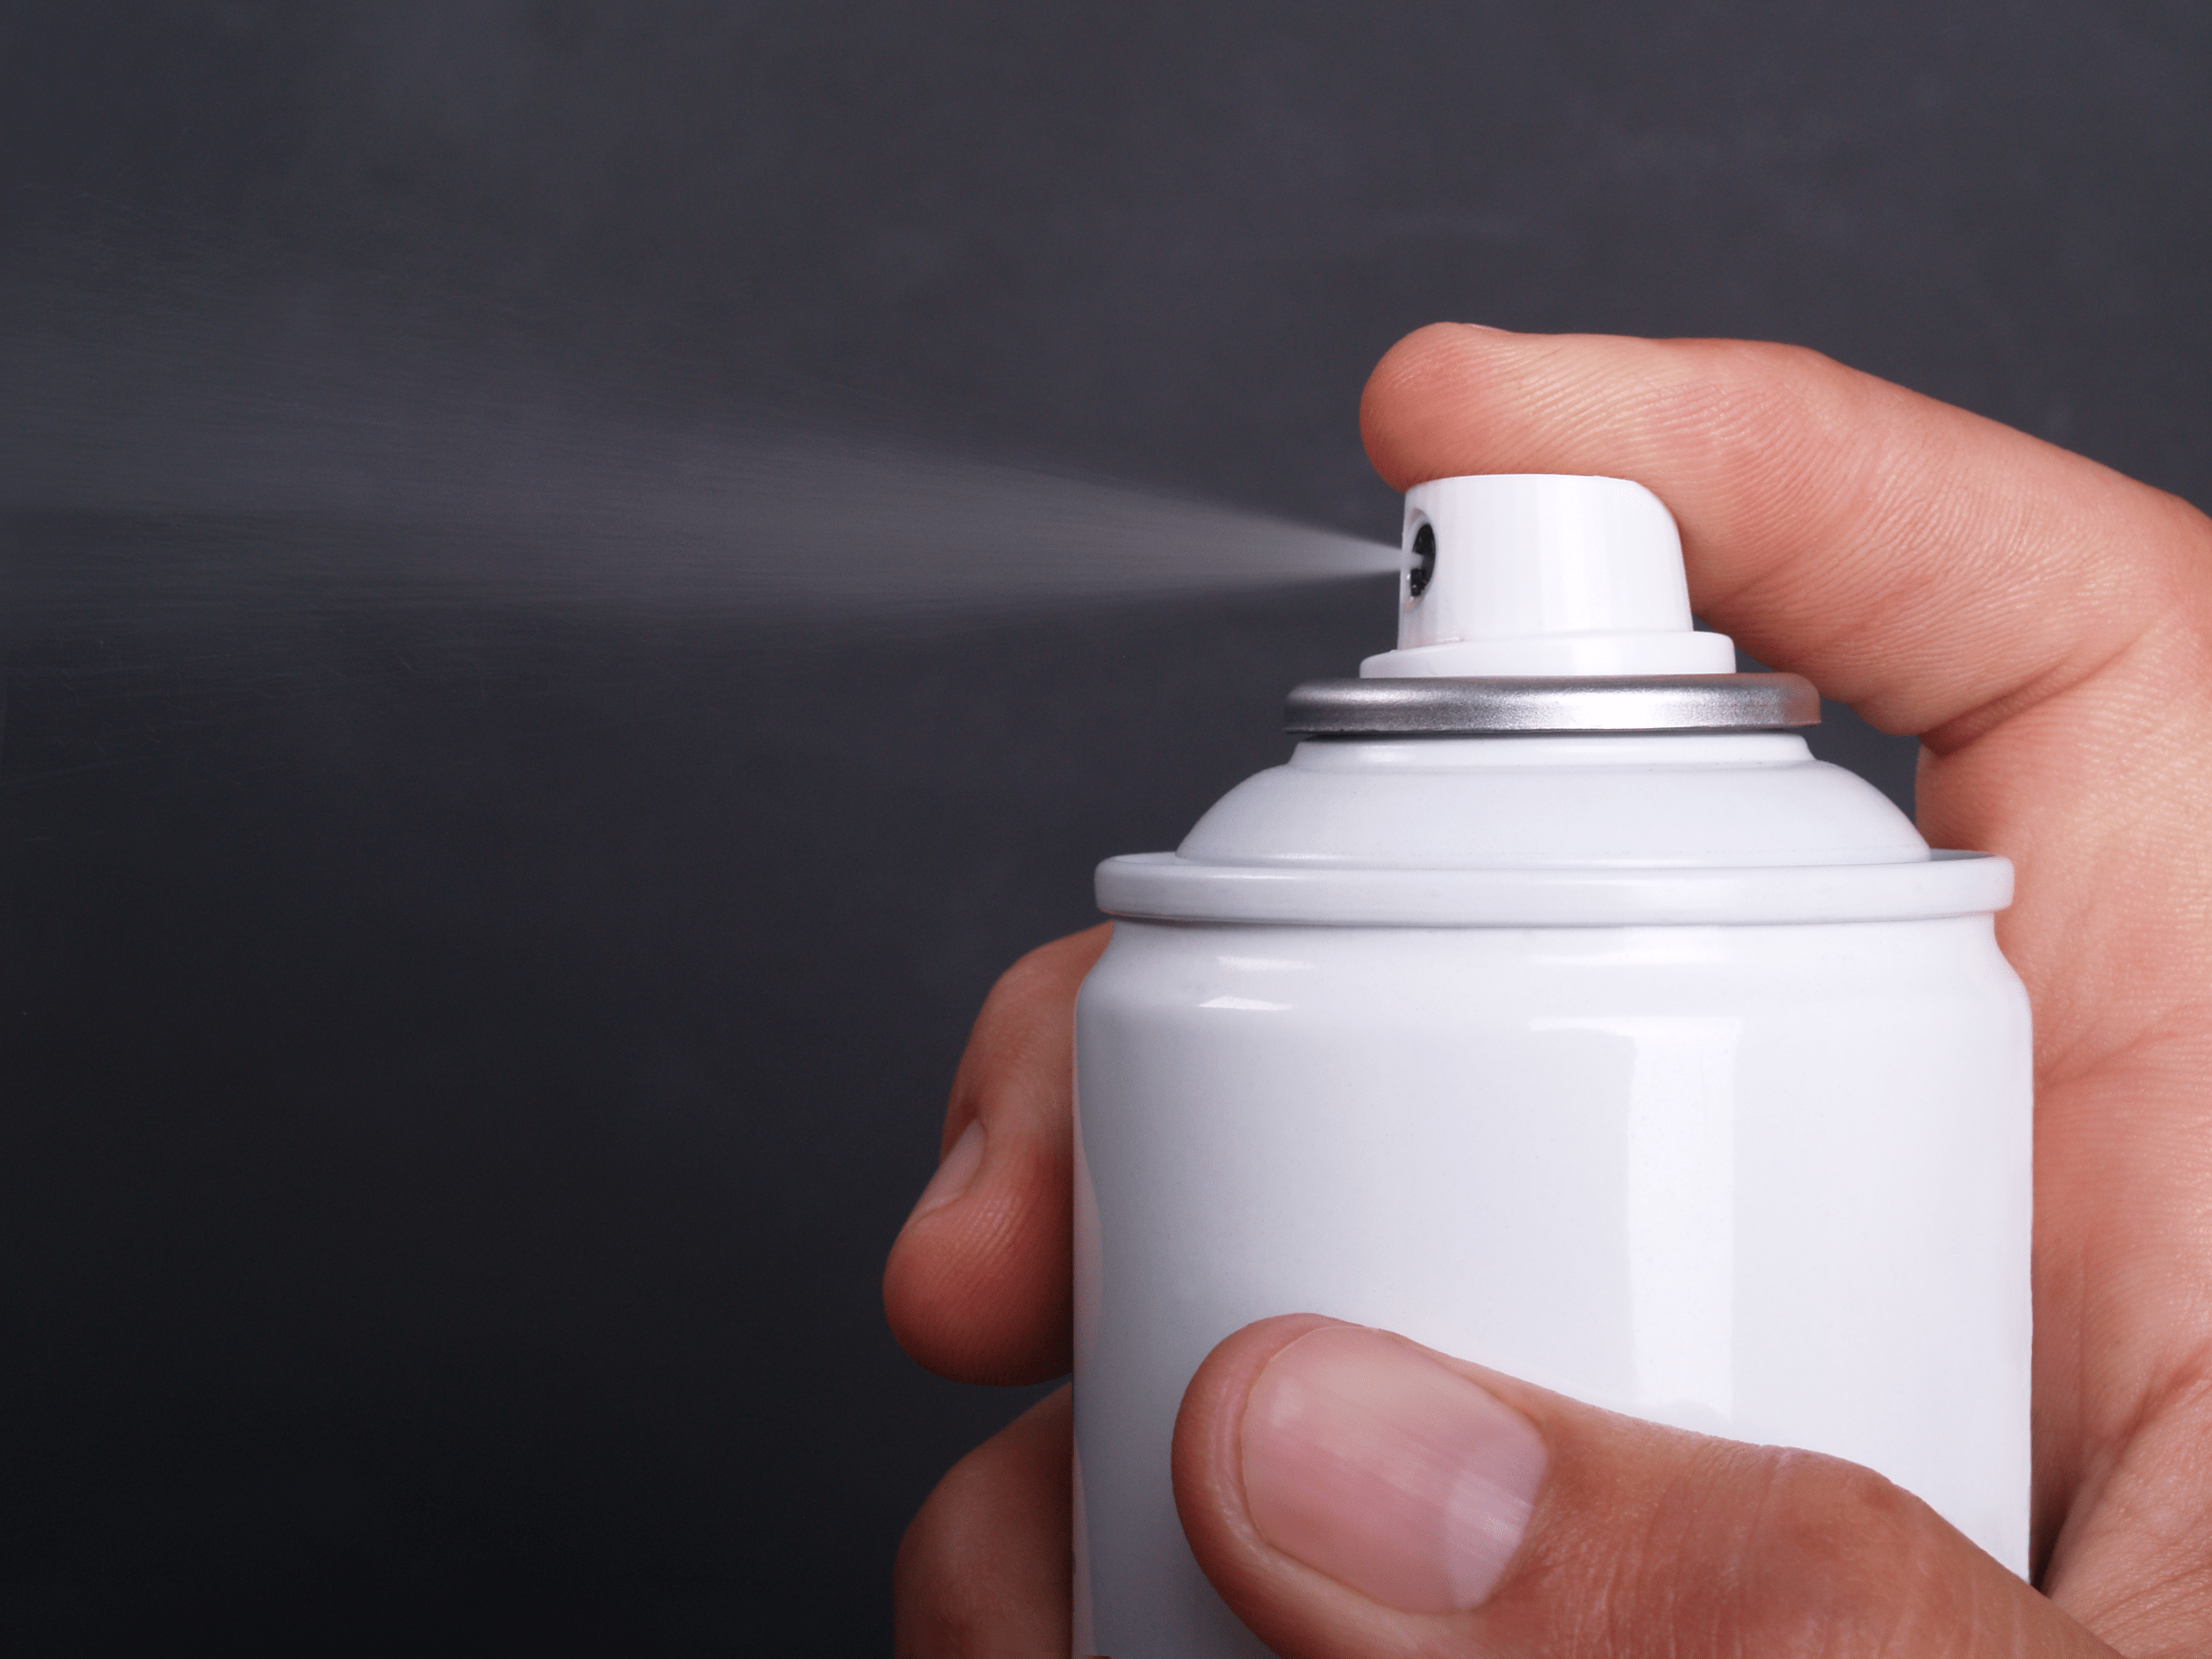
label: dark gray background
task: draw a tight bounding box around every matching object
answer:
[1,1,2206,1650]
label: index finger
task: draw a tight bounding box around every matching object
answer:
[1361,325,2211,748]
[1361,325,2212,1078]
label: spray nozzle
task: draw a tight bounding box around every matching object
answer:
[1362,474,1736,678]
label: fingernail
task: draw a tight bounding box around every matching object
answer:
[1240,1326,1547,1613]
[907,1119,985,1223]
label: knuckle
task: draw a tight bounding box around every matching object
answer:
[1584,1443,1989,1659]
[952,935,1097,1130]
[894,1396,1072,1659]
[893,1434,1027,1656]
[1755,1446,1930,1559]
[1641,339,1840,462]
[1725,1450,1982,1658]
[892,1473,983,1656]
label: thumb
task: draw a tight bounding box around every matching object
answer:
[1172,1316,2111,1659]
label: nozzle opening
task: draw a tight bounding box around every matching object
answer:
[1408,520,1437,601]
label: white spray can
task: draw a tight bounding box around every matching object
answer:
[1071,474,2032,1658]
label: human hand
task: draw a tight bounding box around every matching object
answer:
[883,325,2212,1656]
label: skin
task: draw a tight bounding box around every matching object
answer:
[882,325,2212,1657]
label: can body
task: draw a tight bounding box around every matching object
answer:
[1072,913,2032,1659]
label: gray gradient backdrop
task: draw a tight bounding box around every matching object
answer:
[1,2,2207,1650]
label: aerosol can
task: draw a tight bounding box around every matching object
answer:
[1071,474,2032,1658]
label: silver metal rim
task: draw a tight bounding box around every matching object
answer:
[1284,674,1820,736]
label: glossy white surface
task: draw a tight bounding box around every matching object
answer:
[1183,734,1925,868]
[1361,474,1737,678]
[1075,921,2031,1659]
[1073,726,2032,1658]
[1101,733,2013,926]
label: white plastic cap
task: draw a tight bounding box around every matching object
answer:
[1359,474,1736,678]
